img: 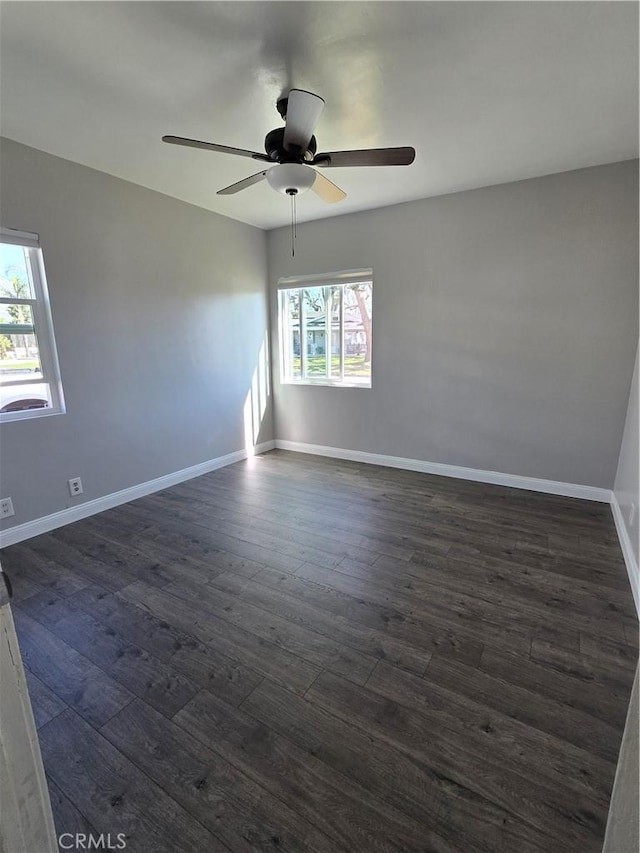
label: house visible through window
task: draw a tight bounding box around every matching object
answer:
[278,269,373,388]
[0,228,65,421]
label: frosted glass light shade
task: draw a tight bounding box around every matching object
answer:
[266,164,316,195]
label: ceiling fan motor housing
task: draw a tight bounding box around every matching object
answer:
[264,128,317,162]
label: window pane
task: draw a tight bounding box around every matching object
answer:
[303,287,326,378]
[344,282,372,384]
[0,302,35,330]
[0,333,42,380]
[285,290,301,379]
[330,285,342,379]
[0,381,51,413]
[0,244,36,300]
[0,302,42,379]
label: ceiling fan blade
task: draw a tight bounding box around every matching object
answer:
[283,89,325,154]
[217,170,269,195]
[311,171,346,204]
[313,147,415,168]
[163,135,269,161]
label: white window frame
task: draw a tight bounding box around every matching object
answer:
[0,227,65,422]
[278,268,373,388]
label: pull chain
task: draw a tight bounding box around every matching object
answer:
[288,188,298,257]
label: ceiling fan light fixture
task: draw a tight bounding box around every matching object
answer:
[266,163,315,196]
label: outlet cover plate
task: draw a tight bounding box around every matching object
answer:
[68,477,83,497]
[0,498,15,518]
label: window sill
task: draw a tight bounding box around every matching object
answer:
[0,406,65,424]
[281,379,372,389]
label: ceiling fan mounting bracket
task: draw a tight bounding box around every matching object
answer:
[276,97,289,121]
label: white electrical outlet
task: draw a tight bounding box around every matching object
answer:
[68,477,83,497]
[0,498,14,518]
[629,502,636,528]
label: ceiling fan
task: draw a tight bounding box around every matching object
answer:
[162,89,415,205]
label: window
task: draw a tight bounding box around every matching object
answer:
[0,228,65,421]
[278,269,373,387]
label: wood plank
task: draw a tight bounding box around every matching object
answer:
[255,502,416,561]
[1,543,89,597]
[13,609,133,728]
[102,698,342,853]
[69,584,264,706]
[162,575,377,685]
[424,654,623,764]
[19,589,130,668]
[216,459,593,557]
[18,589,200,717]
[70,584,191,662]
[367,659,614,808]
[306,670,604,852]
[449,541,631,592]
[530,638,636,696]
[206,570,432,675]
[208,471,523,556]
[47,775,97,843]
[516,539,626,573]
[297,560,527,655]
[3,570,43,604]
[168,638,264,707]
[51,523,191,588]
[337,555,586,647]
[186,511,346,570]
[401,550,635,625]
[118,581,321,695]
[176,688,464,853]
[185,496,384,567]
[579,633,639,671]
[39,709,226,852]
[243,676,537,853]
[623,618,639,648]
[479,645,632,729]
[79,520,267,584]
[180,483,414,562]
[27,532,143,591]
[250,566,485,667]
[110,504,305,575]
[23,668,67,729]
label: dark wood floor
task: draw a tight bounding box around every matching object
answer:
[3,449,638,853]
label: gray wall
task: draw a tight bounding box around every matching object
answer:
[268,161,639,489]
[0,139,272,530]
[603,666,639,853]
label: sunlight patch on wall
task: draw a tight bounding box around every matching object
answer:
[243,332,270,457]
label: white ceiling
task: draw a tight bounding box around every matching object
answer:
[1,2,637,230]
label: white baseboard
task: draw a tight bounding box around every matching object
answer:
[0,440,275,549]
[611,493,640,617]
[274,440,612,503]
